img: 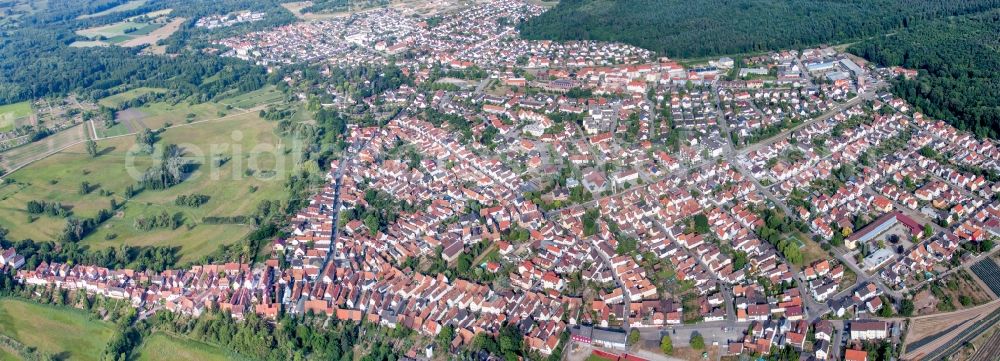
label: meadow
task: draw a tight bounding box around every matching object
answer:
[218,86,285,109]
[134,333,233,361]
[97,87,167,109]
[0,298,113,361]
[0,109,297,262]
[73,9,176,48]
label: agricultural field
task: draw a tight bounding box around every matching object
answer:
[0,298,113,361]
[134,333,232,361]
[0,110,299,262]
[73,9,178,48]
[0,123,88,171]
[970,257,1000,298]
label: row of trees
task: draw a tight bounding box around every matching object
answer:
[133,211,184,232]
[175,194,211,207]
[25,200,70,217]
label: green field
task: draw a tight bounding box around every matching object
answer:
[98,87,168,108]
[135,333,231,361]
[75,9,166,44]
[0,123,88,171]
[0,298,113,361]
[0,109,298,261]
[0,347,19,361]
[219,86,285,109]
[77,21,146,38]
[0,101,31,132]
[77,0,148,19]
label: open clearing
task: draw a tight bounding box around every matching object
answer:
[98,87,168,108]
[74,9,178,50]
[121,17,185,51]
[0,298,113,361]
[0,101,31,132]
[0,108,296,262]
[0,123,88,171]
[134,333,231,361]
[77,0,147,19]
[219,86,285,109]
[76,21,159,39]
[911,270,993,315]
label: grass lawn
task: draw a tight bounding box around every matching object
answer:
[0,347,20,361]
[130,22,164,36]
[0,298,113,361]
[107,35,133,44]
[796,232,828,266]
[131,101,227,130]
[98,121,132,138]
[135,333,231,361]
[0,110,298,262]
[0,101,31,132]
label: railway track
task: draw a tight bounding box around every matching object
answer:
[916,305,1000,360]
[968,327,1000,361]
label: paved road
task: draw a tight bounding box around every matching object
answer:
[737,84,885,156]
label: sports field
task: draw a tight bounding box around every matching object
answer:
[0,101,31,132]
[0,298,113,361]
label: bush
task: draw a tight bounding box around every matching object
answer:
[660,335,672,354]
[690,332,705,350]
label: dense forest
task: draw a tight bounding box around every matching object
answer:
[0,0,295,105]
[849,10,1000,139]
[519,0,1000,58]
